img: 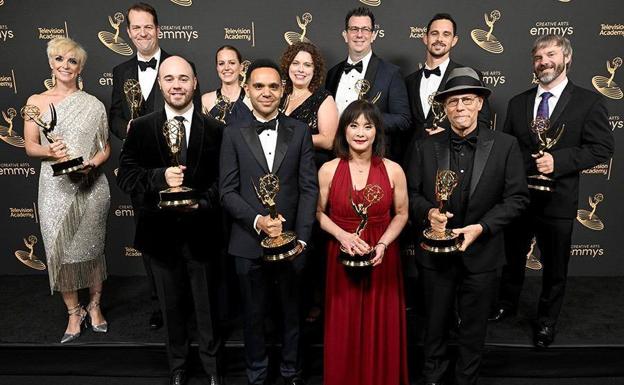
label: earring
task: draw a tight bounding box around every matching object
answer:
[51,72,56,87]
[77,74,83,91]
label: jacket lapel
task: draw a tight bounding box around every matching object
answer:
[525,87,539,147]
[433,131,451,172]
[272,114,294,173]
[364,54,380,98]
[185,110,204,179]
[412,69,426,120]
[549,81,573,130]
[241,119,270,173]
[154,110,171,165]
[469,126,495,198]
[328,61,346,96]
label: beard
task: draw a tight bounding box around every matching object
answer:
[536,61,566,85]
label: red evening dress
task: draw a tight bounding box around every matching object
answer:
[323,157,408,385]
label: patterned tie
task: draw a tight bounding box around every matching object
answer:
[174,116,187,165]
[536,92,553,119]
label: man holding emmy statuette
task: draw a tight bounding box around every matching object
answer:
[326,6,410,161]
[406,67,528,385]
[405,13,492,142]
[109,2,202,333]
[219,59,318,385]
[117,56,224,385]
[490,35,614,349]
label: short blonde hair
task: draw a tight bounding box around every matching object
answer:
[47,37,87,69]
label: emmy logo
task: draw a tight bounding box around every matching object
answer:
[253,174,303,262]
[355,79,381,104]
[21,104,85,176]
[240,60,251,86]
[359,0,381,6]
[577,193,605,231]
[0,107,25,148]
[592,57,623,100]
[170,0,192,6]
[428,93,447,130]
[527,116,565,192]
[284,13,313,45]
[213,94,232,123]
[15,235,46,271]
[531,72,540,85]
[98,12,134,56]
[421,170,461,253]
[525,237,543,270]
[471,10,504,54]
[339,184,384,267]
[123,79,143,120]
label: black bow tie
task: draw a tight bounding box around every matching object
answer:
[451,136,477,152]
[343,61,363,74]
[256,119,277,135]
[423,66,441,78]
[138,57,157,71]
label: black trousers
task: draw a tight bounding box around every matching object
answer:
[151,245,222,375]
[497,212,573,326]
[235,255,305,385]
[421,263,496,385]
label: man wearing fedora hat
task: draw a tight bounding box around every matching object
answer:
[406,67,528,385]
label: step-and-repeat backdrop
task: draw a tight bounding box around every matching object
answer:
[0,0,621,276]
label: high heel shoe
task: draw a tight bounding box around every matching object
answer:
[60,304,86,344]
[86,300,108,333]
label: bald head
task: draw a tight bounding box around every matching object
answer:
[158,55,197,112]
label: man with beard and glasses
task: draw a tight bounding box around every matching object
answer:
[405,13,492,142]
[489,35,613,349]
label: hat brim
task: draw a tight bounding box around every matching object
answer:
[434,86,491,102]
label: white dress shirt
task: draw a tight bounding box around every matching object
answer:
[164,103,193,147]
[533,77,568,119]
[420,58,450,117]
[137,48,161,101]
[335,50,373,115]
[252,112,280,234]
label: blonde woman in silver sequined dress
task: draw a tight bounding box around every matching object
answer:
[23,37,111,343]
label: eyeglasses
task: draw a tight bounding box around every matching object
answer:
[445,96,478,108]
[346,26,374,34]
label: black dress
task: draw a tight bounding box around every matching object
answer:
[281,88,333,169]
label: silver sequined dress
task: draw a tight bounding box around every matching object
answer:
[38,91,110,293]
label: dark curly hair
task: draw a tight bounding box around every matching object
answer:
[279,42,325,95]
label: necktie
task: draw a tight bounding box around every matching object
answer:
[423,66,441,78]
[536,92,553,119]
[256,119,277,135]
[343,61,363,74]
[174,116,187,165]
[451,136,477,152]
[138,57,157,71]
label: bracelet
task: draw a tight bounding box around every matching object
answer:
[376,242,388,251]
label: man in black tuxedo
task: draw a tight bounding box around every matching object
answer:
[219,59,318,385]
[489,35,614,348]
[325,6,410,161]
[405,13,492,143]
[117,56,224,385]
[109,2,201,330]
[406,67,529,385]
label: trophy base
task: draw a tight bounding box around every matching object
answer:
[261,231,303,262]
[158,186,197,208]
[528,174,555,192]
[14,251,46,271]
[420,228,461,253]
[339,247,375,267]
[52,156,84,176]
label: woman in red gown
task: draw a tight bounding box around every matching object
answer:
[317,100,409,385]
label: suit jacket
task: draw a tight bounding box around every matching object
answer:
[326,53,411,161]
[117,109,223,261]
[219,112,319,259]
[406,125,529,273]
[502,81,614,219]
[405,60,493,142]
[109,49,202,140]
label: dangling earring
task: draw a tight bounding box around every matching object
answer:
[51,72,56,87]
[77,74,83,91]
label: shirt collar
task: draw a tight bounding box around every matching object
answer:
[164,103,194,123]
[347,50,373,68]
[252,111,279,123]
[424,57,450,75]
[537,76,568,100]
[137,48,161,64]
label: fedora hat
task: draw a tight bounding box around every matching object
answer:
[434,67,491,102]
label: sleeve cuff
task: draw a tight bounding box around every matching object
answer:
[253,215,261,235]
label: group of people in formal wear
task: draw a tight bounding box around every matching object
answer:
[22,2,614,385]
